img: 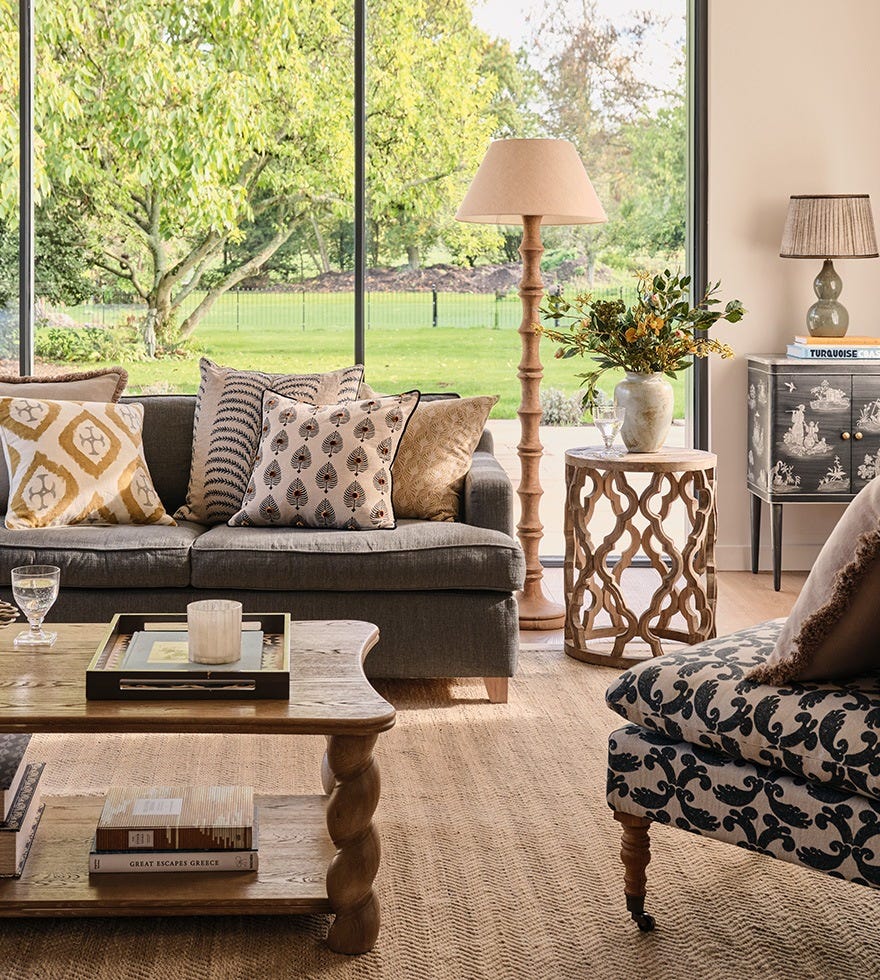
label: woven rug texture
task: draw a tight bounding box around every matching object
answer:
[1,646,878,980]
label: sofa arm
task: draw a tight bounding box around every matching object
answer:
[462,451,515,537]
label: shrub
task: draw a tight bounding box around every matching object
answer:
[540,387,585,426]
[34,325,136,363]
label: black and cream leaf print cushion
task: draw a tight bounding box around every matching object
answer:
[229,389,420,530]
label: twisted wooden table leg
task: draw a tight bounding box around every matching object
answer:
[325,733,381,954]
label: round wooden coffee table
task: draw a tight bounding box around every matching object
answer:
[564,447,717,667]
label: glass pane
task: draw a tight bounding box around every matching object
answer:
[366,0,688,555]
[0,0,19,368]
[34,1,354,392]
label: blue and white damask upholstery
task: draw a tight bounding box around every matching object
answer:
[607,725,880,888]
[605,621,880,889]
[606,620,880,801]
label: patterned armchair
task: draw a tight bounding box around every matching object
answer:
[605,621,880,931]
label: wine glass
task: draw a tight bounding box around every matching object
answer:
[11,565,60,647]
[592,404,626,458]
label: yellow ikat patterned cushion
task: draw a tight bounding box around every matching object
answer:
[0,397,175,528]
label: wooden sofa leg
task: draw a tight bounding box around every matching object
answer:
[613,811,655,932]
[484,677,508,703]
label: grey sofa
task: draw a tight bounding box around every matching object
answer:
[0,395,525,700]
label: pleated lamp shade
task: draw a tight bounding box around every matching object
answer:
[456,139,607,226]
[780,194,879,259]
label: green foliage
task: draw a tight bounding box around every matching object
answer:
[540,388,586,426]
[539,270,745,405]
[34,325,135,363]
[613,102,687,255]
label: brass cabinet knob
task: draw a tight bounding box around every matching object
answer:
[855,431,864,441]
[842,431,851,440]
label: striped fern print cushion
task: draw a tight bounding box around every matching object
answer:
[176,359,364,524]
[230,389,419,530]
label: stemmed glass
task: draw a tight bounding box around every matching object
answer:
[591,404,626,458]
[11,565,60,647]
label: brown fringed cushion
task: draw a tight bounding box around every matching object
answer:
[0,367,128,402]
[748,476,880,684]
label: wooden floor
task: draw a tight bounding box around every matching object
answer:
[524,567,807,649]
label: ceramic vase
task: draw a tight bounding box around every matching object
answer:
[614,371,674,453]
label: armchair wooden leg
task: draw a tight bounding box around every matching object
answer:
[613,811,655,932]
[483,677,509,703]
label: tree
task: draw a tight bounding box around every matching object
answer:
[531,0,676,283]
[29,0,354,346]
[365,0,502,270]
[612,101,686,258]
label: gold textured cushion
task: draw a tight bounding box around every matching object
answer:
[0,397,174,528]
[392,395,498,522]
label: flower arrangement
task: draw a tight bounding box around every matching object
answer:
[538,270,745,406]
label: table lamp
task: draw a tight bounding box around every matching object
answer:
[780,194,878,337]
[456,139,607,630]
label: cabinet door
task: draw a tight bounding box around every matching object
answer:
[773,373,852,495]
[851,375,880,490]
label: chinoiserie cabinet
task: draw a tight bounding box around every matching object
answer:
[748,355,880,591]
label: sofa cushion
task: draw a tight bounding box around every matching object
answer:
[605,619,880,802]
[0,398,174,528]
[191,519,524,592]
[176,358,365,526]
[230,389,419,530]
[0,521,206,588]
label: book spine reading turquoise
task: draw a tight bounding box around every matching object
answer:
[787,343,880,360]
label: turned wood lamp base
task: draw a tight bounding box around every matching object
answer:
[517,586,565,631]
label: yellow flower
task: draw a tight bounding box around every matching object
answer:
[625,327,638,343]
[646,314,665,334]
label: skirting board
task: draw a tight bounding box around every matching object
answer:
[716,543,823,572]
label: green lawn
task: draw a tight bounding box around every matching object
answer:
[56,290,686,419]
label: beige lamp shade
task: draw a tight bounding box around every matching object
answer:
[780,194,879,258]
[455,138,607,226]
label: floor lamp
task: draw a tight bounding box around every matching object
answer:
[456,139,607,630]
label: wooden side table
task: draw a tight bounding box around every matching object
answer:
[564,447,717,667]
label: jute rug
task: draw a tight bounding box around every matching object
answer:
[1,646,878,980]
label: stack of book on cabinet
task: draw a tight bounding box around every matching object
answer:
[0,734,45,878]
[89,785,259,874]
[787,335,880,360]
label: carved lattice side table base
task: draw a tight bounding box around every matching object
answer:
[564,448,717,668]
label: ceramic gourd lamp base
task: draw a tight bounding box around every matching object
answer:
[614,372,674,453]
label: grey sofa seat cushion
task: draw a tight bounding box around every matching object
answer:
[190,519,525,592]
[0,521,206,588]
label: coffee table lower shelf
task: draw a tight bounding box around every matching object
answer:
[0,793,334,917]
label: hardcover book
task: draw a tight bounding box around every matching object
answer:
[0,734,31,820]
[794,335,880,345]
[89,823,259,874]
[787,343,880,360]
[0,762,45,877]
[96,785,254,852]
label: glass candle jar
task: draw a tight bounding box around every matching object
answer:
[187,599,243,664]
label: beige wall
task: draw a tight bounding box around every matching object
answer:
[708,0,880,570]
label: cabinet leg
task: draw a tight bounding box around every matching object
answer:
[749,494,761,574]
[770,503,783,592]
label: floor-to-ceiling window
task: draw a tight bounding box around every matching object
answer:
[8,0,692,556]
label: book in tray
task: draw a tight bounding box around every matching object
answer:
[86,613,290,700]
[95,785,254,852]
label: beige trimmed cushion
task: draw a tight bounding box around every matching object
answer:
[230,390,419,530]
[0,397,174,528]
[393,395,498,522]
[176,358,364,525]
[748,475,880,684]
[0,367,128,403]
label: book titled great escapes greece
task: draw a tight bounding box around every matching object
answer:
[95,785,254,852]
